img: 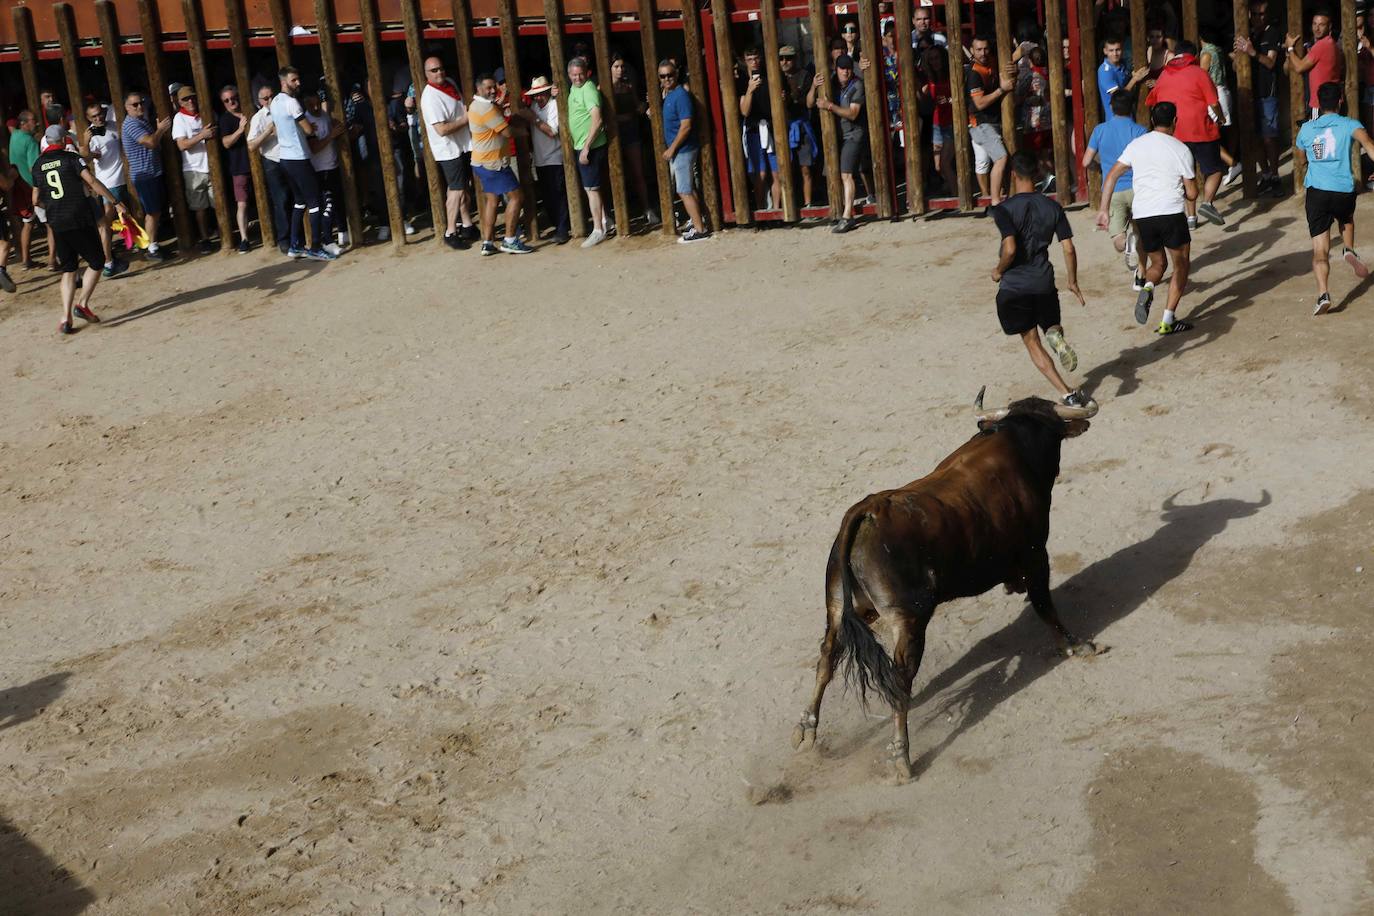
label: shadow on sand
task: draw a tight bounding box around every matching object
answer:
[103,259,326,327]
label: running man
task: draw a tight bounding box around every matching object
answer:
[32,125,129,334]
[1097,102,1199,335]
[1082,92,1148,285]
[990,151,1091,409]
[1296,82,1374,315]
[1146,40,1225,228]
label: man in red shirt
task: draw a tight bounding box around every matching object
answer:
[1147,41,1226,227]
[1285,11,1342,117]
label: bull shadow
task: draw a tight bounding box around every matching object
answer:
[102,259,327,327]
[901,490,1271,778]
[0,814,96,915]
[0,671,69,731]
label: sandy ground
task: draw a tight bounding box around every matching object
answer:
[2,187,1373,915]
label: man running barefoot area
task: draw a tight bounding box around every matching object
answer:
[33,125,129,334]
[1296,82,1374,315]
[1083,92,1147,284]
[1097,102,1198,336]
[990,152,1091,409]
[270,66,336,262]
[1147,41,1225,229]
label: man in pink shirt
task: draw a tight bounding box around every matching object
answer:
[1286,11,1343,116]
[1147,41,1226,227]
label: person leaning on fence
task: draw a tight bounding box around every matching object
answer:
[121,91,172,262]
[814,54,865,234]
[966,35,1015,210]
[912,5,947,53]
[1083,91,1148,287]
[1234,0,1284,195]
[1286,10,1343,120]
[171,85,219,255]
[658,59,709,244]
[420,56,478,251]
[470,72,533,257]
[779,46,818,212]
[303,91,347,257]
[217,85,253,253]
[526,76,571,246]
[739,46,782,212]
[78,102,130,279]
[566,56,610,249]
[10,111,46,269]
[248,84,294,255]
[271,66,336,262]
[1097,36,1149,118]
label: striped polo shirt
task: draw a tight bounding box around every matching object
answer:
[468,95,510,170]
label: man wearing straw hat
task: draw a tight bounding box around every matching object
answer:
[420,56,477,250]
[525,75,571,245]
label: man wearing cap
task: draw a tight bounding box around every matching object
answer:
[779,45,818,211]
[659,59,709,243]
[567,56,610,248]
[121,90,173,262]
[33,123,129,334]
[171,85,218,254]
[420,56,476,250]
[469,73,533,255]
[526,75,570,245]
[814,54,865,233]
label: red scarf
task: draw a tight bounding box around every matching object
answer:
[177,106,199,119]
[430,79,461,101]
[41,143,64,154]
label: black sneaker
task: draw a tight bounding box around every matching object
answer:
[0,267,15,293]
[199,239,217,255]
[444,232,467,250]
[1134,285,1153,324]
[831,218,854,234]
[1313,292,1332,316]
[460,224,480,241]
[146,248,167,262]
[237,239,251,254]
[678,227,711,244]
[1062,389,1093,410]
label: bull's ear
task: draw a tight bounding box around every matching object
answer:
[1062,419,1090,438]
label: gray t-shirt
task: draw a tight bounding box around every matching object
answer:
[837,76,865,142]
[991,192,1072,296]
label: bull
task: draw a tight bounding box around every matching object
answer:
[792,389,1101,781]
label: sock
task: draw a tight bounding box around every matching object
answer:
[148,243,159,253]
[1163,308,1176,325]
[104,260,113,269]
[504,236,516,245]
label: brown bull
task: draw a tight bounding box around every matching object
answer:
[792,389,1101,781]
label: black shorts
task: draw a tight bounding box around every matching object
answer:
[1185,140,1224,177]
[1135,212,1191,253]
[53,225,105,273]
[1305,188,1357,237]
[438,154,470,191]
[840,136,869,175]
[996,290,1061,336]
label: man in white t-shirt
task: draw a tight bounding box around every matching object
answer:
[79,101,130,278]
[420,56,476,249]
[1097,101,1199,335]
[270,66,335,261]
[247,84,293,254]
[170,85,217,253]
[525,76,569,244]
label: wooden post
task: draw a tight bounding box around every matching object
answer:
[399,0,449,243]
[224,0,274,244]
[137,0,194,251]
[857,0,892,217]
[543,0,588,237]
[449,0,484,200]
[806,0,841,218]
[945,0,975,210]
[1131,0,1148,122]
[709,0,750,225]
[893,0,923,214]
[1288,0,1306,190]
[359,0,407,247]
[95,0,144,216]
[53,3,88,136]
[497,0,540,238]
[1341,0,1362,183]
[637,0,677,233]
[590,0,633,237]
[266,0,292,68]
[1044,0,1070,204]
[183,0,236,252]
[679,0,722,227]
[760,0,798,220]
[1232,0,1259,198]
[1076,0,1100,207]
[315,0,366,245]
[12,5,41,115]
[993,0,1017,155]
[1181,0,1198,46]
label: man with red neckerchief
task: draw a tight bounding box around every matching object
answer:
[1147,40,1226,229]
[419,56,476,249]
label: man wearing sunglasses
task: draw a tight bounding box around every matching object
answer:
[78,101,130,278]
[419,56,476,250]
[171,85,218,254]
[218,85,253,253]
[248,85,294,255]
[121,90,172,261]
[658,60,709,242]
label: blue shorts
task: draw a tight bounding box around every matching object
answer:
[670,147,698,196]
[576,144,607,189]
[133,175,165,215]
[932,124,954,149]
[473,164,519,196]
[744,127,778,174]
[1256,96,1279,139]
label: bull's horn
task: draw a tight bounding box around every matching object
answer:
[973,386,1011,423]
[1053,399,1099,420]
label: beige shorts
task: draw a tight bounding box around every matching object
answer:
[183,169,213,211]
[1109,188,1134,238]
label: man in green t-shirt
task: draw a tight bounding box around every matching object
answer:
[9,110,44,268]
[566,57,609,248]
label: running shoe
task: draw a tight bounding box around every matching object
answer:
[1186,215,1198,231]
[444,232,466,250]
[554,233,571,245]
[101,260,129,279]
[1223,163,1243,187]
[679,228,711,244]
[59,320,76,335]
[1062,389,1094,410]
[1342,247,1370,279]
[500,238,534,254]
[1155,319,1194,335]
[1313,292,1333,316]
[287,247,306,259]
[1044,328,1078,372]
[74,304,101,324]
[304,248,337,261]
[322,242,343,257]
[1134,285,1154,324]
[580,228,605,249]
[1124,224,1138,270]
[237,240,251,254]
[1132,272,1146,292]
[831,218,855,234]
[1197,202,1225,226]
[146,248,167,262]
[0,267,16,293]
[403,221,417,236]
[460,224,480,241]
[480,241,498,256]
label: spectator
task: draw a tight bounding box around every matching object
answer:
[385,78,420,237]
[815,54,865,233]
[303,91,346,256]
[270,66,336,261]
[1286,10,1343,119]
[1146,40,1225,228]
[121,91,172,262]
[920,47,957,196]
[171,85,218,254]
[567,56,610,248]
[1234,0,1283,193]
[658,59,709,243]
[739,46,782,211]
[34,124,129,334]
[1145,25,1170,79]
[419,55,477,250]
[1358,9,1374,144]
[1082,91,1148,285]
[1198,33,1243,186]
[779,45,818,211]
[9,111,43,268]
[469,72,533,255]
[1097,37,1148,117]
[841,21,860,60]
[217,85,252,253]
[78,102,129,277]
[966,35,1015,209]
[1017,45,1053,190]
[38,88,68,131]
[610,51,659,226]
[248,84,293,254]
[912,6,948,53]
[526,75,571,245]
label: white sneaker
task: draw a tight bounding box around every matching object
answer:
[323,242,342,257]
[337,231,350,248]
[645,209,661,226]
[403,221,416,236]
[580,228,605,249]
[1124,224,1138,270]
[1223,163,1243,187]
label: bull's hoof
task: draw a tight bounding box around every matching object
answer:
[791,724,816,751]
[886,741,913,784]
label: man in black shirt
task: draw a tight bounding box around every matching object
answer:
[1234,0,1283,192]
[738,46,781,210]
[990,152,1091,408]
[217,84,253,252]
[32,125,129,334]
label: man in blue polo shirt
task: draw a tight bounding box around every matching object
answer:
[1096,36,1148,117]
[1083,92,1148,287]
[1296,82,1374,315]
[121,90,173,261]
[659,59,708,243]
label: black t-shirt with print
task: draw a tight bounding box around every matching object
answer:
[33,149,95,232]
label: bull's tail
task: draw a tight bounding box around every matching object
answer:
[833,504,907,711]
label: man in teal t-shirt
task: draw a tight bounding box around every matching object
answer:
[1295,82,1374,314]
[9,110,45,269]
[566,57,610,248]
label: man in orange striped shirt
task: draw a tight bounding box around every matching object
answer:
[469,73,532,255]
